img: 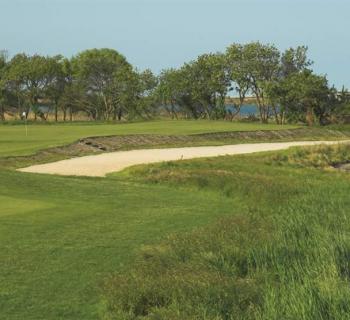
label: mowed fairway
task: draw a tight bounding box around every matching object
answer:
[0,169,240,319]
[0,120,297,156]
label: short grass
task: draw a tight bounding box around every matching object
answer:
[0,120,298,157]
[0,170,238,319]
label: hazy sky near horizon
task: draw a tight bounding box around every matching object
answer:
[1,0,349,88]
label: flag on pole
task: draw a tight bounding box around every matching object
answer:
[22,112,28,136]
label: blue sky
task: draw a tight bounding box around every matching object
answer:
[1,0,349,88]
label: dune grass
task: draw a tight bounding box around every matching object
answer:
[0,120,298,156]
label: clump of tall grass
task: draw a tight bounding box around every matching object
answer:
[102,203,350,319]
[102,148,350,319]
[271,143,350,168]
[102,181,350,318]
[101,215,271,319]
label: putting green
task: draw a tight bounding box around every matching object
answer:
[0,120,298,156]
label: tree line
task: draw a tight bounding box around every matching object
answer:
[0,49,157,122]
[0,43,349,125]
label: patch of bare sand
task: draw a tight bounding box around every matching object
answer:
[18,141,350,177]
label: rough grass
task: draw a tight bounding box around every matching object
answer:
[102,148,350,320]
[271,143,350,168]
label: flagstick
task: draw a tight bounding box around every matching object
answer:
[22,112,28,137]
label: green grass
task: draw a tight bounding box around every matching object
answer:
[271,143,350,168]
[0,169,240,319]
[1,121,350,319]
[103,147,350,319]
[0,120,298,156]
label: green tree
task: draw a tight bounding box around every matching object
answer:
[71,48,133,120]
[3,53,28,118]
[133,69,158,119]
[225,44,251,119]
[335,87,350,122]
[243,42,280,123]
[156,68,190,119]
[0,50,8,120]
[4,53,59,120]
[157,54,229,120]
[186,53,229,119]
[265,46,313,124]
[267,70,334,125]
[281,46,312,77]
[56,58,77,121]
[44,55,67,121]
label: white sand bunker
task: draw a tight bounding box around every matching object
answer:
[18,141,350,177]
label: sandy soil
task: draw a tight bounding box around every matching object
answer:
[18,140,350,177]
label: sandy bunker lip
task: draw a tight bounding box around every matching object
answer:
[18,141,350,177]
